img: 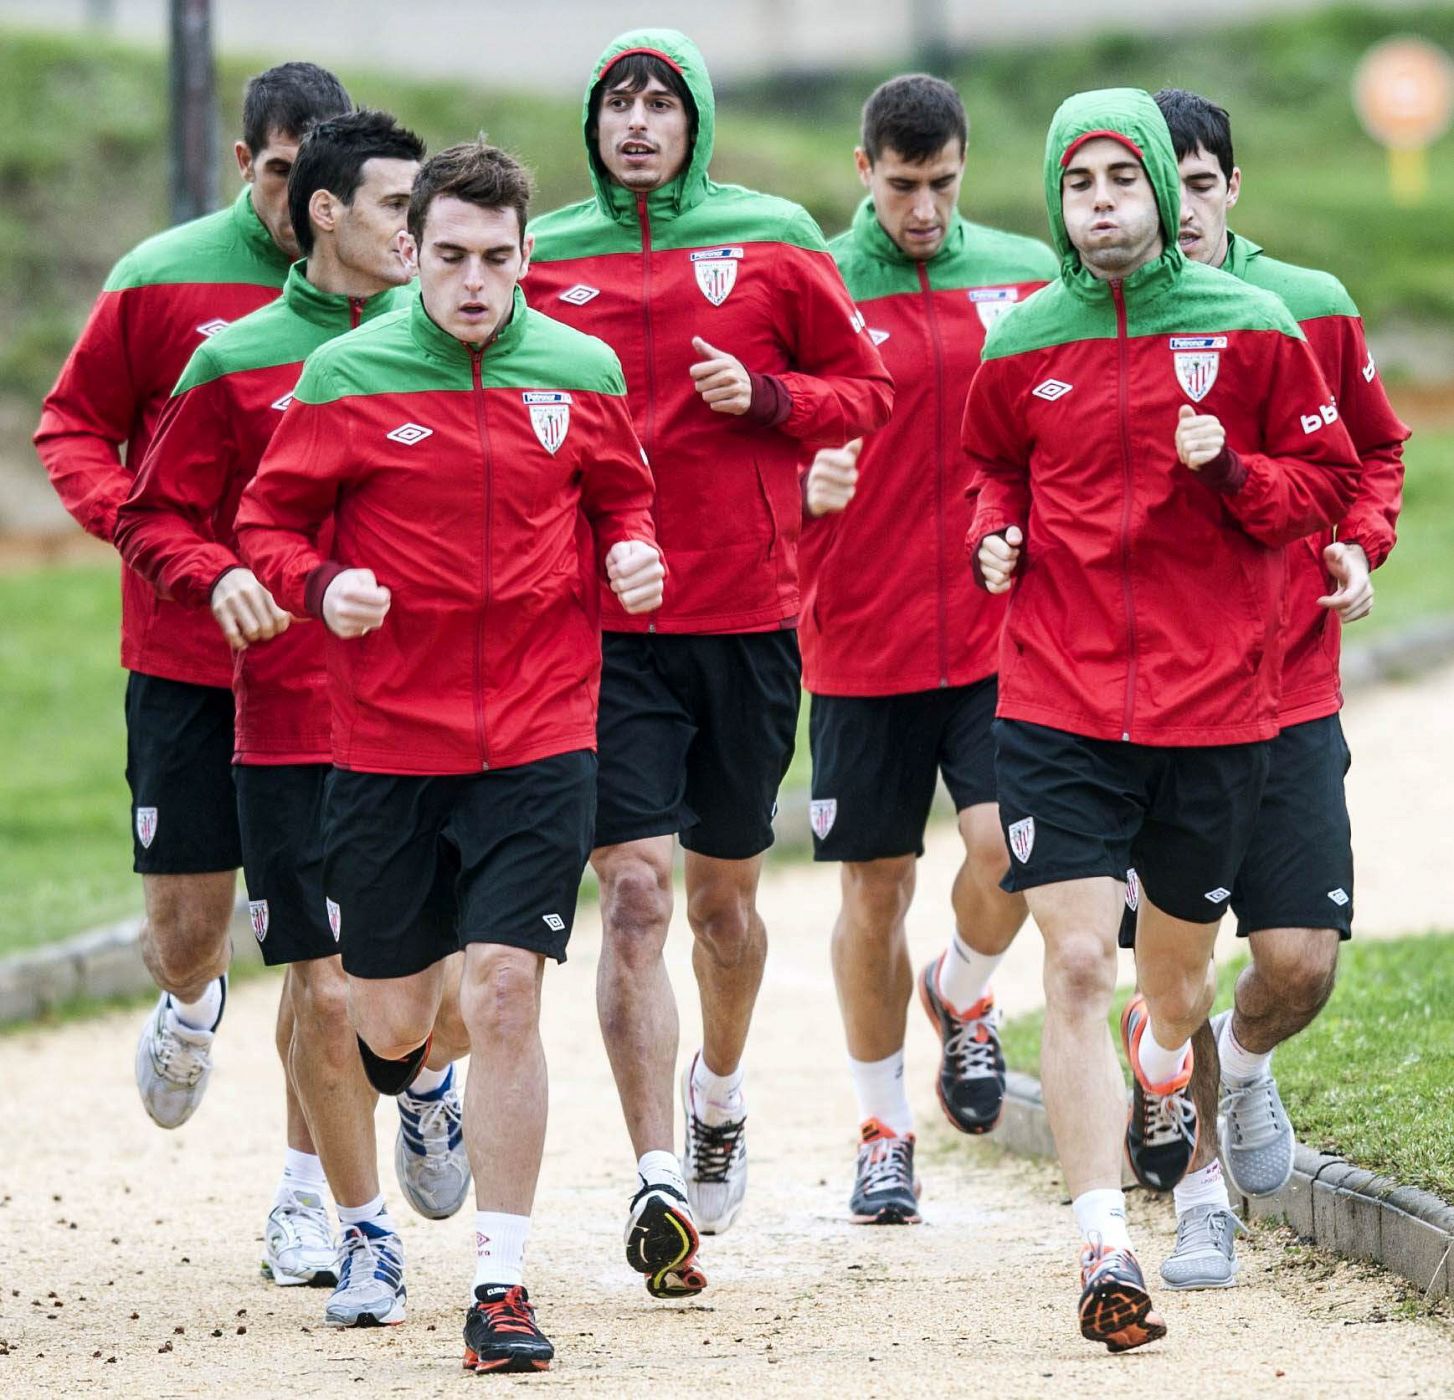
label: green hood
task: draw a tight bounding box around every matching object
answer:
[1042,88,1183,286]
[583,28,716,223]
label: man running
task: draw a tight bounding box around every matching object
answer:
[966,88,1359,1351]
[1146,86,1408,1291]
[527,27,891,1294]
[800,74,1054,1224]
[116,110,473,1324]
[34,61,351,1285]
[237,140,664,1374]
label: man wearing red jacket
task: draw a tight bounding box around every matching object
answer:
[1148,87,1409,1291]
[527,27,892,1288]
[800,75,1056,1224]
[34,62,350,1275]
[237,141,664,1375]
[966,89,1359,1351]
[116,110,477,1327]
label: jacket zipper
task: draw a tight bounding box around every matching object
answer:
[636,194,660,634]
[348,297,364,328]
[1112,279,1137,742]
[918,264,950,688]
[470,348,493,768]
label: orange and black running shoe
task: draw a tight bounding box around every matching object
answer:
[917,957,1005,1134]
[849,1119,921,1224]
[1121,994,1198,1192]
[1078,1240,1167,1353]
[462,1285,554,1374]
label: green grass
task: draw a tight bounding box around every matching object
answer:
[998,932,1454,1199]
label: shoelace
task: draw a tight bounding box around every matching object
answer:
[944,1014,1001,1080]
[858,1137,914,1196]
[1079,1238,1140,1287]
[1173,1207,1244,1257]
[688,1112,746,1185]
[275,1197,333,1254]
[338,1228,401,1291]
[405,1091,462,1156]
[475,1287,539,1336]
[153,1016,209,1086]
[1139,1087,1196,1150]
[1221,1077,1285,1146]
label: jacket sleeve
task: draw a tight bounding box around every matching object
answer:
[578,391,661,570]
[1212,332,1361,548]
[235,386,346,618]
[1302,315,1408,569]
[962,357,1031,587]
[114,367,243,610]
[32,290,140,544]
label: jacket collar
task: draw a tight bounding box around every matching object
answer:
[281,262,396,329]
[407,283,528,363]
[1220,229,1263,278]
[232,187,293,275]
[854,195,967,268]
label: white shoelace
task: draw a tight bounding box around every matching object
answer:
[859,1137,914,1196]
[1141,1089,1196,1150]
[944,1015,1001,1080]
[408,1092,461,1152]
[153,1015,210,1086]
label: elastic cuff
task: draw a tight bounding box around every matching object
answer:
[304,561,348,619]
[1199,445,1246,494]
[745,371,792,428]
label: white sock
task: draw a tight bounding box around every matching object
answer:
[337,1193,396,1236]
[1136,1023,1191,1088]
[691,1053,745,1126]
[1218,1015,1273,1083]
[473,1211,530,1293]
[406,1063,450,1097]
[169,978,224,1031]
[847,1050,914,1137]
[637,1149,687,1196]
[1073,1188,1132,1251]
[275,1149,326,1207]
[1173,1160,1231,1216]
[937,934,1001,1014]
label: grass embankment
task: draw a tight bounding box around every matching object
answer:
[998,933,1454,1200]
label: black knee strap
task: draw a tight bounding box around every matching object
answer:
[356,1032,432,1095]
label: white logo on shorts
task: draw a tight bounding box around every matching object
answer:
[135,806,158,849]
[542,913,565,932]
[249,899,269,943]
[1204,887,1231,903]
[809,799,837,840]
[1124,867,1140,913]
[326,898,341,941]
[1008,817,1035,863]
[1327,888,1350,906]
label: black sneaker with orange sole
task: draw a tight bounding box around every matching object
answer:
[917,956,1006,1134]
[462,1285,554,1374]
[1078,1242,1167,1353]
[849,1119,921,1225]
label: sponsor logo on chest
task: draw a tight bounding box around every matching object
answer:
[1169,336,1228,403]
[690,246,744,306]
[523,391,571,454]
[968,286,1020,330]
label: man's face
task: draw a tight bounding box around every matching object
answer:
[320,157,419,289]
[1175,143,1240,267]
[595,77,691,193]
[1060,137,1163,280]
[236,129,304,257]
[403,197,532,346]
[855,139,965,261]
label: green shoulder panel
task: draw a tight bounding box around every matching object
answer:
[483,309,626,394]
[104,190,290,292]
[530,197,638,261]
[831,236,919,303]
[935,222,1059,292]
[647,185,827,254]
[1238,252,1359,323]
[979,279,1113,360]
[172,299,326,394]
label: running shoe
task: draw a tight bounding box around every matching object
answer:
[1122,994,1197,1192]
[324,1220,406,1327]
[680,1055,748,1235]
[1078,1239,1166,1352]
[1159,1204,1245,1290]
[1214,1011,1297,1197]
[134,979,226,1129]
[917,957,1005,1134]
[395,1065,471,1220]
[625,1176,707,1298]
[462,1285,554,1374]
[261,1187,337,1287]
[849,1119,921,1225]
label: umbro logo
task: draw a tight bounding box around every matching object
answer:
[386,422,433,446]
[558,284,600,306]
[868,328,890,346]
[270,393,294,412]
[542,913,565,932]
[1204,887,1231,903]
[196,318,230,338]
[1032,378,1073,401]
[1328,888,1350,906]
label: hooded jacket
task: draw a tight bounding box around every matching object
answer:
[800,198,1056,696]
[1219,233,1409,726]
[35,189,293,689]
[235,287,659,776]
[115,265,404,766]
[527,29,894,634]
[965,89,1361,747]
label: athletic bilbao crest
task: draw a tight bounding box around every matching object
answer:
[135,806,158,849]
[1124,867,1140,913]
[326,897,341,942]
[249,899,270,943]
[809,798,837,840]
[1007,816,1035,864]
[1169,337,1227,403]
[969,286,1019,330]
[691,246,743,306]
[523,391,571,455]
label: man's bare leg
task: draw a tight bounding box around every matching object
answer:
[276,980,318,1155]
[686,850,767,1078]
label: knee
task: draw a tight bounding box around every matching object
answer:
[601,858,673,958]
[965,829,1011,895]
[687,881,755,962]
[142,915,228,988]
[460,948,541,1046]
[1044,933,1117,1011]
[292,960,353,1042]
[841,859,915,932]
[1258,938,1339,1015]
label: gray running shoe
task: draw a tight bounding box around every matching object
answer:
[324,1221,406,1327]
[1219,1072,1296,1197]
[261,1188,337,1287]
[1160,1205,1245,1289]
[134,983,224,1128]
[680,1056,748,1235]
[394,1066,471,1219]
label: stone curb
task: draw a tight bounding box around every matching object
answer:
[992,1073,1452,1302]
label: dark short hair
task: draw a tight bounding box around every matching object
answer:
[407,139,534,245]
[287,110,425,256]
[862,74,967,164]
[242,61,352,155]
[587,51,698,154]
[1153,88,1235,181]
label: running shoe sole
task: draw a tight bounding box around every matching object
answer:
[1079,1273,1167,1353]
[916,960,1003,1135]
[324,1296,406,1327]
[626,1191,708,1298]
[259,1256,337,1288]
[462,1348,552,1374]
[849,1197,922,1225]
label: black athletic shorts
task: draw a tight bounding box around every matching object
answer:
[234,763,336,967]
[808,677,999,862]
[994,719,1270,925]
[322,750,596,980]
[124,671,243,876]
[595,630,800,860]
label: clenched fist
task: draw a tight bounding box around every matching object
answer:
[979,525,1023,594]
[1175,403,1226,470]
[689,336,752,415]
[211,567,291,651]
[805,438,863,517]
[1318,541,1373,623]
[322,567,391,639]
[606,539,665,614]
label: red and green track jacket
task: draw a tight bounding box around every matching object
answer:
[800,198,1056,697]
[235,286,659,776]
[527,28,893,635]
[1220,233,1409,727]
[35,188,292,689]
[965,89,1361,747]
[115,266,404,765]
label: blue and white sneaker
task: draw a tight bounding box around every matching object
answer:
[395,1065,471,1220]
[324,1220,406,1327]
